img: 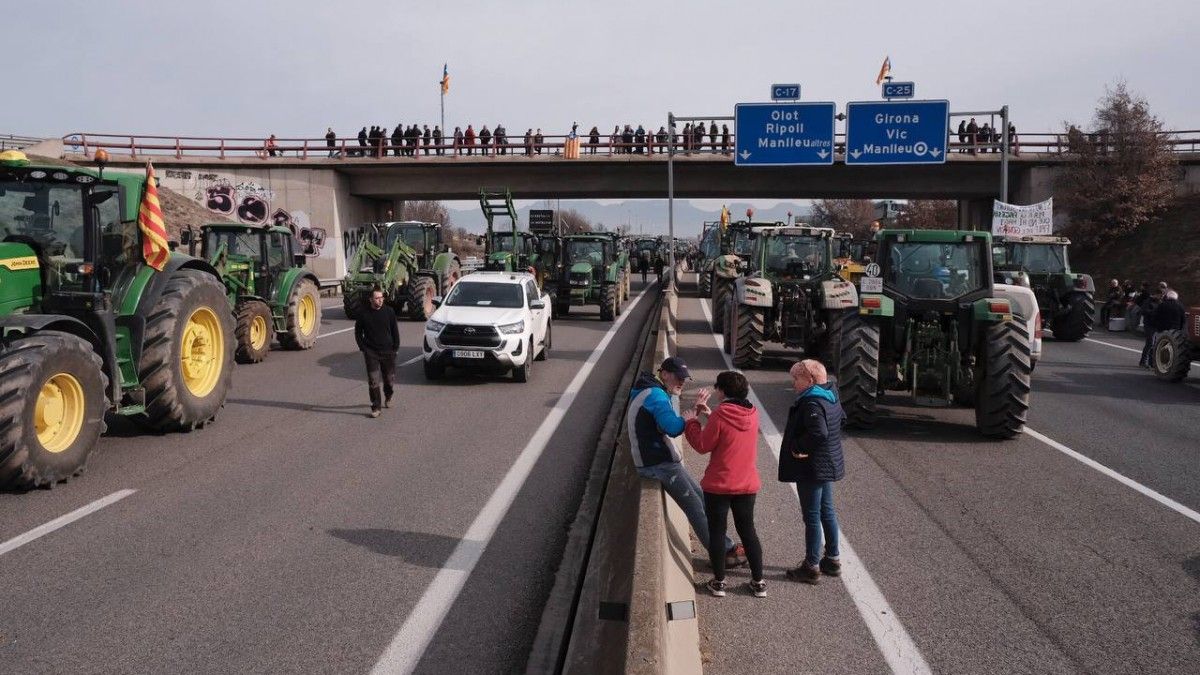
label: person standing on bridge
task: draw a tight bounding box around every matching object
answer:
[721,124,731,154]
[656,126,668,154]
[629,357,745,569]
[453,126,464,155]
[534,128,544,154]
[967,118,979,155]
[357,127,368,157]
[709,121,719,153]
[957,120,968,153]
[588,126,600,154]
[433,126,443,155]
[423,125,432,155]
[524,129,534,156]
[479,125,492,156]
[325,127,337,158]
[391,124,403,157]
[780,359,845,585]
[684,371,767,598]
[355,286,400,418]
[464,125,475,155]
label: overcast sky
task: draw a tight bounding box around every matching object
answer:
[9,0,1195,214]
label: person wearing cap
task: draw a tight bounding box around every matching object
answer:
[628,357,744,568]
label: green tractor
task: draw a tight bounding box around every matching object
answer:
[710,220,760,334]
[848,229,1033,438]
[992,234,1094,341]
[724,226,861,370]
[556,234,626,321]
[183,223,322,363]
[480,188,543,277]
[0,151,235,489]
[341,221,460,321]
[696,221,720,298]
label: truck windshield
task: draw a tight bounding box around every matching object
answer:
[0,181,86,260]
[444,281,524,308]
[566,239,607,265]
[885,241,986,299]
[1006,243,1067,274]
[763,235,827,276]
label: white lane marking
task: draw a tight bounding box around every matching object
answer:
[316,326,355,341]
[370,287,651,675]
[400,355,423,367]
[1085,336,1200,366]
[700,298,932,675]
[0,489,136,557]
[1025,427,1200,526]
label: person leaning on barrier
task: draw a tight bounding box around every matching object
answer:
[780,359,845,585]
[628,357,746,569]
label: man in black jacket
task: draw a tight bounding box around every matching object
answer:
[779,359,845,584]
[355,287,400,417]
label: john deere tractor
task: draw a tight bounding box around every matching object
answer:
[724,226,860,369]
[0,150,235,489]
[992,234,1094,341]
[480,188,543,278]
[696,221,720,298]
[556,234,625,321]
[184,223,321,363]
[848,229,1033,438]
[710,220,760,334]
[341,221,460,321]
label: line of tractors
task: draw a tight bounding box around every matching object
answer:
[692,217,1128,439]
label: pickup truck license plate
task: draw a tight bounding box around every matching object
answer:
[454,350,485,359]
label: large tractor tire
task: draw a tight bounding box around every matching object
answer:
[732,304,764,369]
[137,270,235,432]
[599,285,616,322]
[830,312,880,429]
[623,271,631,301]
[343,290,364,321]
[235,300,273,363]
[1152,330,1192,383]
[723,301,734,355]
[712,280,731,334]
[975,319,1033,438]
[280,278,321,350]
[1051,291,1094,342]
[615,284,624,316]
[408,276,437,321]
[698,271,712,298]
[0,333,108,489]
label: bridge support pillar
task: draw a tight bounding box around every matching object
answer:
[957,197,994,230]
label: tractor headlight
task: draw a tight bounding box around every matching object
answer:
[498,320,525,335]
[426,320,446,333]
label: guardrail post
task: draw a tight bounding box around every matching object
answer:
[81,135,89,156]
[129,136,136,158]
[302,139,308,160]
[219,138,225,160]
[175,138,182,159]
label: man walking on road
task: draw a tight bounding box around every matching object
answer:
[780,359,845,584]
[628,357,746,568]
[355,286,400,418]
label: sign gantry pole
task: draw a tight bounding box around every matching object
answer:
[667,112,675,289]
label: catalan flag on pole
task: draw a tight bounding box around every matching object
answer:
[441,63,450,94]
[720,205,730,230]
[138,161,170,271]
[875,56,892,85]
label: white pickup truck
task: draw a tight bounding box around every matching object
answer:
[422,271,551,382]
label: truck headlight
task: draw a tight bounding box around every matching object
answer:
[498,320,525,334]
[426,320,446,333]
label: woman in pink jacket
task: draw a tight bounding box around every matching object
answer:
[684,371,765,598]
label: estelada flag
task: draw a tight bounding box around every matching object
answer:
[441,63,450,94]
[138,161,170,271]
[875,56,892,85]
[720,205,730,230]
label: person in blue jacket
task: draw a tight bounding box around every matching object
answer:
[780,359,846,584]
[629,357,744,567]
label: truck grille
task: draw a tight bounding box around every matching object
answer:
[439,324,502,348]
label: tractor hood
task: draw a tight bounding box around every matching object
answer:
[569,261,595,275]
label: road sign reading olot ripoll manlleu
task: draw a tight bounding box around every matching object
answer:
[845,99,950,165]
[734,102,836,166]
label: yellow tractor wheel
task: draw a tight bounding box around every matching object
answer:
[235,299,274,364]
[280,278,321,350]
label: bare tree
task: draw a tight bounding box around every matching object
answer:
[558,208,593,234]
[810,199,877,238]
[1057,81,1177,247]
[445,225,483,257]
[895,200,957,229]
[400,200,452,225]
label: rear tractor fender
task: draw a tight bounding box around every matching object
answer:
[1069,273,1095,294]
[820,279,859,310]
[734,277,772,308]
[973,297,1016,323]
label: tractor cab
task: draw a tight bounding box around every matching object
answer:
[751,226,834,281]
[189,223,305,305]
[384,221,445,268]
[881,231,991,304]
[992,234,1094,341]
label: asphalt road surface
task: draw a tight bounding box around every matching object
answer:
[0,280,659,674]
[673,274,1199,674]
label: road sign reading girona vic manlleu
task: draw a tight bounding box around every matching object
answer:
[528,209,555,234]
[845,99,950,165]
[734,102,836,166]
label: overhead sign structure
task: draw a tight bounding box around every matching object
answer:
[771,83,801,101]
[845,99,949,165]
[882,81,915,99]
[528,209,555,234]
[734,102,836,166]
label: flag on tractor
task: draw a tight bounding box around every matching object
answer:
[441,63,450,94]
[138,161,170,271]
[875,56,891,85]
[720,205,730,230]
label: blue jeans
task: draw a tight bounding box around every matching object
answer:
[638,461,734,552]
[796,479,840,567]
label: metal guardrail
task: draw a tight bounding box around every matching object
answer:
[1,134,45,151]
[60,129,1200,161]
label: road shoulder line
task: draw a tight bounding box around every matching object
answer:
[0,489,136,557]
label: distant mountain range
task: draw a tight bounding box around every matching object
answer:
[444,200,813,236]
